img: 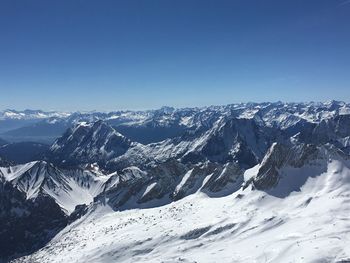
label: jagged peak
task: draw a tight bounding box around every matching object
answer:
[68,120,125,139]
[49,120,134,167]
[249,141,329,191]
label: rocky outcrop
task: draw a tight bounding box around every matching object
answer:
[251,142,322,190]
[0,179,67,261]
[48,120,133,167]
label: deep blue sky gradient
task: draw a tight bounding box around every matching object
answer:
[0,0,349,111]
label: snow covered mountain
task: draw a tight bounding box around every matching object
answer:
[2,101,349,144]
[0,161,112,261]
[49,121,134,167]
[12,147,350,263]
[0,176,68,261]
[0,109,70,121]
[0,161,109,215]
[1,101,350,262]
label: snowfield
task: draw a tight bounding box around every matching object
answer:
[13,158,350,263]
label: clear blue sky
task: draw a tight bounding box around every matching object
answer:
[0,0,349,111]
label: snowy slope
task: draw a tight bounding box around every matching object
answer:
[12,154,350,263]
[0,161,110,214]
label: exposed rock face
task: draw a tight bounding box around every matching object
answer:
[202,162,243,193]
[106,117,281,171]
[201,118,275,163]
[251,142,322,190]
[94,159,244,211]
[0,178,67,261]
[104,166,151,208]
[49,120,132,166]
[0,161,108,215]
[0,161,110,261]
[98,160,186,209]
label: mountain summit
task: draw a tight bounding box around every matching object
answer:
[49,120,133,166]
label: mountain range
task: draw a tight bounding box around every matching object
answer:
[1,101,350,262]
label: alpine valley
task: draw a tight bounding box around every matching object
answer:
[1,101,350,263]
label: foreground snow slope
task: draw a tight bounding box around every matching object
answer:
[13,158,350,263]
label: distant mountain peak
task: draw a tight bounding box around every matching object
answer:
[49,120,132,166]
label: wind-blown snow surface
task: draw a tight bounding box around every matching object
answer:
[13,158,350,263]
